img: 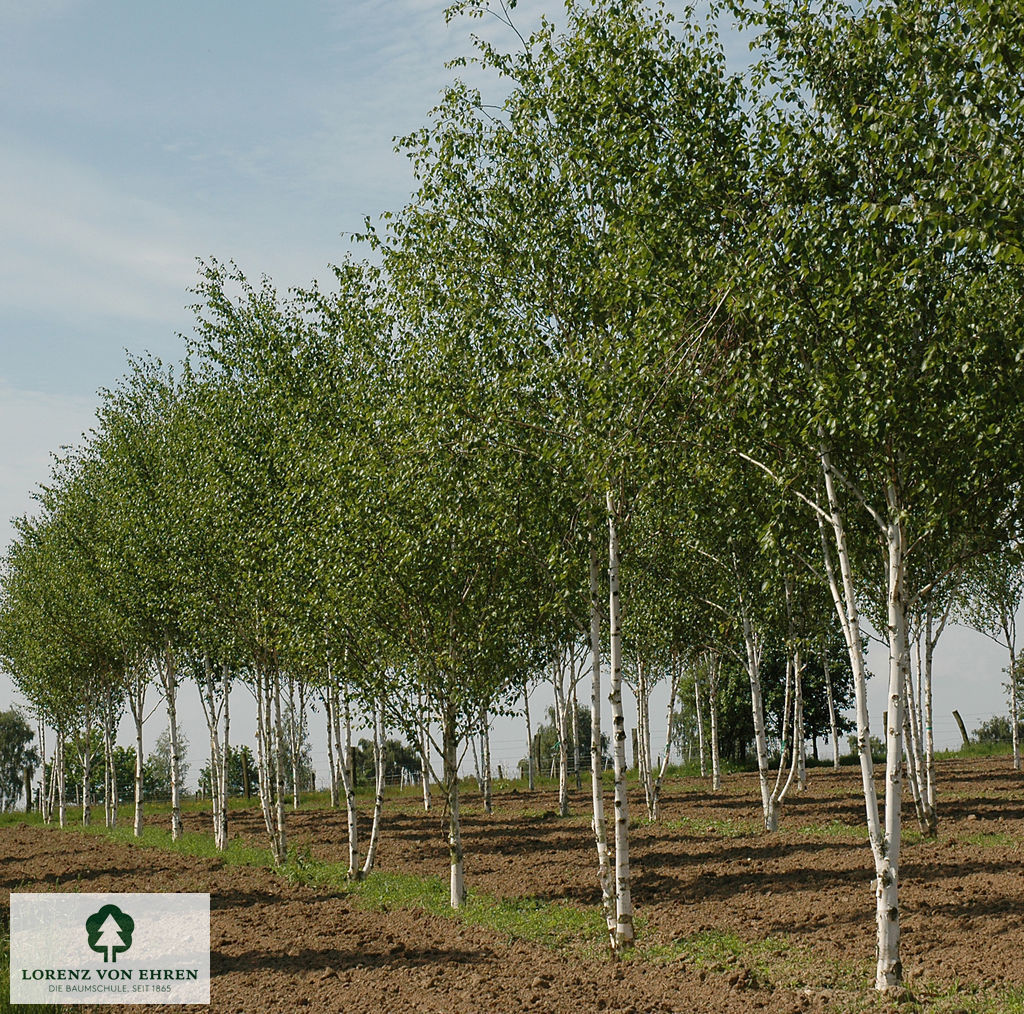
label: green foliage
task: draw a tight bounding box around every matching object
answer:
[0,709,36,812]
[528,704,608,777]
[972,715,1024,745]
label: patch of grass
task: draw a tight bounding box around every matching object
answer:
[660,815,756,838]
[962,831,1019,849]
[797,819,868,840]
[633,928,794,983]
[277,857,608,951]
[934,742,1014,761]
[55,816,275,869]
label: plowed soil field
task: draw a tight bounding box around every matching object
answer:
[3,757,1022,1013]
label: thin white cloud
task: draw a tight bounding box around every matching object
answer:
[0,381,96,544]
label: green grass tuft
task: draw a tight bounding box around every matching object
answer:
[660,815,756,838]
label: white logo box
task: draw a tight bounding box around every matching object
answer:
[10,893,210,1005]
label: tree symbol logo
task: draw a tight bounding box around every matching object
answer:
[86,905,135,963]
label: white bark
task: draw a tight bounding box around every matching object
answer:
[822,638,841,769]
[324,687,338,808]
[552,661,570,816]
[524,684,535,790]
[161,641,183,841]
[56,731,66,828]
[707,656,721,793]
[80,711,93,827]
[418,696,432,812]
[361,704,386,877]
[128,658,149,837]
[817,445,903,992]
[588,543,617,949]
[741,609,774,830]
[480,705,493,814]
[271,667,287,862]
[794,644,807,791]
[650,658,680,819]
[694,670,707,778]
[876,494,908,992]
[607,495,633,950]
[442,706,464,908]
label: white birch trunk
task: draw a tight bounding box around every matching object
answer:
[741,609,774,830]
[162,641,183,841]
[876,498,907,991]
[651,659,680,820]
[794,645,807,791]
[219,662,230,851]
[570,673,582,791]
[129,662,147,837]
[361,703,386,877]
[271,666,287,862]
[480,706,493,814]
[552,671,569,817]
[607,496,633,950]
[442,705,464,908]
[102,689,116,828]
[80,712,93,827]
[324,688,338,809]
[708,659,721,793]
[822,638,841,769]
[524,684,534,790]
[418,695,431,812]
[56,731,66,828]
[694,669,707,779]
[589,543,617,949]
[1010,645,1020,772]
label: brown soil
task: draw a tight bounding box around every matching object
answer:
[2,757,1022,1013]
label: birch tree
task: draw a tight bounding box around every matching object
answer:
[730,0,1024,988]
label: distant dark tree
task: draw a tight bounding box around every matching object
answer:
[973,715,1024,745]
[529,704,609,776]
[0,708,36,811]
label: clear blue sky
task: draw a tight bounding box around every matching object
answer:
[0,0,1011,782]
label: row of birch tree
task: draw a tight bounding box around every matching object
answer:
[1,0,1023,994]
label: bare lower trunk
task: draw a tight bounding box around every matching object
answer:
[822,639,841,769]
[255,665,287,865]
[37,718,49,823]
[651,658,680,820]
[80,712,93,827]
[694,670,707,779]
[272,667,287,861]
[219,663,230,850]
[129,664,146,838]
[553,675,569,817]
[607,496,633,951]
[709,670,721,793]
[524,685,535,790]
[325,688,338,808]
[102,690,116,828]
[480,707,492,814]
[794,647,806,791]
[419,695,431,812]
[162,641,183,841]
[56,732,66,828]
[818,446,902,992]
[1010,645,1020,772]
[589,543,617,950]
[875,500,907,991]
[361,704,386,877]
[571,674,582,791]
[742,609,773,830]
[442,706,464,908]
